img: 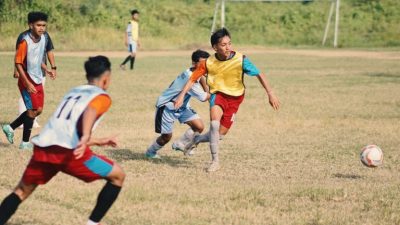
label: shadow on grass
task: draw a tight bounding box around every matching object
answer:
[0,142,11,147]
[106,149,192,168]
[365,72,400,78]
[332,173,363,179]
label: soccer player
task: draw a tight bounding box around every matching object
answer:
[2,12,55,150]
[120,9,140,71]
[14,12,57,128]
[145,50,211,159]
[174,28,280,172]
[0,56,125,225]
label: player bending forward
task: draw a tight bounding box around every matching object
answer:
[174,28,280,172]
[0,56,125,225]
[145,50,211,159]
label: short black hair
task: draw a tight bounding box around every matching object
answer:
[192,49,210,63]
[131,9,139,15]
[27,12,48,24]
[84,56,111,81]
[210,28,230,46]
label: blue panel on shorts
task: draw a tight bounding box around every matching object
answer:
[84,156,113,177]
[22,89,33,110]
[209,94,216,107]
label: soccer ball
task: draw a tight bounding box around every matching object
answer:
[360,145,383,167]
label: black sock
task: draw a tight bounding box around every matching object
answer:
[121,55,131,65]
[89,182,122,223]
[10,111,28,130]
[130,56,135,70]
[0,193,22,225]
[22,115,35,142]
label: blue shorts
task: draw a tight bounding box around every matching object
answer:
[128,41,137,53]
[155,105,199,134]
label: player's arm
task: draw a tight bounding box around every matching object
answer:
[199,76,209,93]
[243,56,280,110]
[15,40,36,93]
[174,61,207,109]
[256,73,280,110]
[74,95,115,159]
[47,50,57,79]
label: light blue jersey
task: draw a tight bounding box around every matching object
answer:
[156,68,208,110]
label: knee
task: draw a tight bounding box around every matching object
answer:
[14,184,34,201]
[194,123,204,133]
[109,165,126,186]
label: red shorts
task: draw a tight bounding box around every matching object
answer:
[21,145,114,185]
[210,92,244,129]
[18,77,44,110]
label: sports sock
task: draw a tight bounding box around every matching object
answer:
[86,219,99,225]
[0,193,22,225]
[130,56,135,70]
[177,128,194,146]
[22,115,35,142]
[10,111,28,130]
[121,55,131,65]
[210,120,220,162]
[194,131,209,144]
[146,140,163,155]
[89,182,121,223]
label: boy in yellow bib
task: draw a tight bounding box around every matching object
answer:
[174,28,280,172]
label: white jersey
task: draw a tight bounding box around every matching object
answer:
[156,68,208,109]
[31,85,108,149]
[23,33,46,84]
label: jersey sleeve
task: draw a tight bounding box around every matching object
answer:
[188,82,208,102]
[243,56,260,76]
[88,94,112,117]
[15,40,28,66]
[15,33,25,50]
[45,32,55,51]
[189,61,207,82]
[126,23,132,32]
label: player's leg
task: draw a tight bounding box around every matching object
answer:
[120,44,133,70]
[64,149,125,225]
[172,108,204,153]
[0,182,37,225]
[145,106,175,158]
[0,155,57,225]
[87,163,125,225]
[129,42,137,70]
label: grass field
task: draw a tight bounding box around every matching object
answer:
[0,49,400,225]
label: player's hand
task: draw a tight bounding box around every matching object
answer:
[268,92,280,111]
[48,69,57,80]
[174,97,184,109]
[13,72,19,79]
[100,136,118,147]
[25,81,37,94]
[74,136,89,159]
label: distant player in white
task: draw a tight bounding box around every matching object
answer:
[145,50,211,159]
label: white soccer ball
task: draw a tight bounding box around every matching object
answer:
[360,145,383,167]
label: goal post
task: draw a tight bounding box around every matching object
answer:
[211,0,341,47]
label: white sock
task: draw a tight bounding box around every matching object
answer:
[177,128,195,146]
[146,140,163,155]
[86,220,99,225]
[210,120,220,162]
[194,131,210,144]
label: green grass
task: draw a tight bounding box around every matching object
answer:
[0,49,400,224]
[0,0,399,50]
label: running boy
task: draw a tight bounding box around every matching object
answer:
[120,9,140,70]
[2,11,55,150]
[145,50,211,159]
[174,28,280,172]
[0,56,125,225]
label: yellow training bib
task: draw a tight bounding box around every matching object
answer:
[206,52,244,96]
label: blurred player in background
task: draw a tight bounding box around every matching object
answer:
[120,9,140,71]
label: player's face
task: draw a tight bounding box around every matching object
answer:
[213,36,232,60]
[30,21,47,37]
[132,13,139,21]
